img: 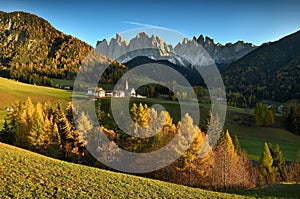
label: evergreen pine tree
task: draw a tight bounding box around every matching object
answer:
[77,111,93,146]
[281,104,289,123]
[66,102,75,126]
[130,103,138,123]
[96,101,104,125]
[0,119,15,144]
[175,113,196,158]
[16,97,35,149]
[51,123,61,144]
[203,111,222,145]
[258,143,275,184]
[255,102,264,127]
[268,143,286,181]
[170,113,205,186]
[137,103,150,127]
[203,110,212,134]
[233,135,242,155]
[211,130,237,190]
[54,103,74,159]
[286,103,300,135]
[30,102,46,149]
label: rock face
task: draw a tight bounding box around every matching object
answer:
[184,35,257,65]
[96,33,172,63]
[96,32,256,66]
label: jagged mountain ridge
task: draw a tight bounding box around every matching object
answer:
[96,32,256,66]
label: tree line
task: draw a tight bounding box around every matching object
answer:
[0,98,90,163]
[1,98,300,190]
[282,102,300,135]
[254,102,300,136]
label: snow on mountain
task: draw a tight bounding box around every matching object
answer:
[96,32,256,67]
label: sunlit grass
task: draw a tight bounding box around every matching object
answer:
[0,77,72,128]
[224,123,300,161]
[0,142,244,198]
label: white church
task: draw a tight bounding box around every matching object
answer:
[87,80,145,98]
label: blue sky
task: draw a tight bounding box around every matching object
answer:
[1,0,300,46]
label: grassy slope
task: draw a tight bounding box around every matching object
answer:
[0,142,245,198]
[225,183,300,198]
[0,77,72,127]
[225,123,300,161]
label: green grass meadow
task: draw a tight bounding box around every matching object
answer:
[0,77,72,127]
[225,123,300,161]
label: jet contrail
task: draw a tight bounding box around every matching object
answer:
[123,21,167,29]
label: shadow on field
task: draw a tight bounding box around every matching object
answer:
[223,184,300,198]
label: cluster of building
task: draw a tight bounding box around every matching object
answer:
[87,80,145,99]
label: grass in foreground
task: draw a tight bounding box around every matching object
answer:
[0,142,245,198]
[225,183,300,198]
[1,142,300,198]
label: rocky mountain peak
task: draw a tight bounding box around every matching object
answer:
[115,33,127,44]
[182,38,189,44]
[197,35,205,45]
[205,36,215,45]
[96,32,256,65]
[96,32,171,60]
[136,32,148,39]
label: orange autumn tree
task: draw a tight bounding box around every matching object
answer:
[210,130,254,190]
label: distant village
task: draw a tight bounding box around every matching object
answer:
[87,80,146,99]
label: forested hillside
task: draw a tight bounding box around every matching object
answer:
[222,30,300,106]
[0,11,92,85]
[0,11,127,86]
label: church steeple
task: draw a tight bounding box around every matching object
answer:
[125,80,129,91]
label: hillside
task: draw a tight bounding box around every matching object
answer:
[0,142,246,198]
[222,30,300,103]
[0,11,92,83]
[0,11,128,86]
[1,142,300,198]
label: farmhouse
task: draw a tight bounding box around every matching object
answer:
[113,90,126,97]
[87,87,106,98]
